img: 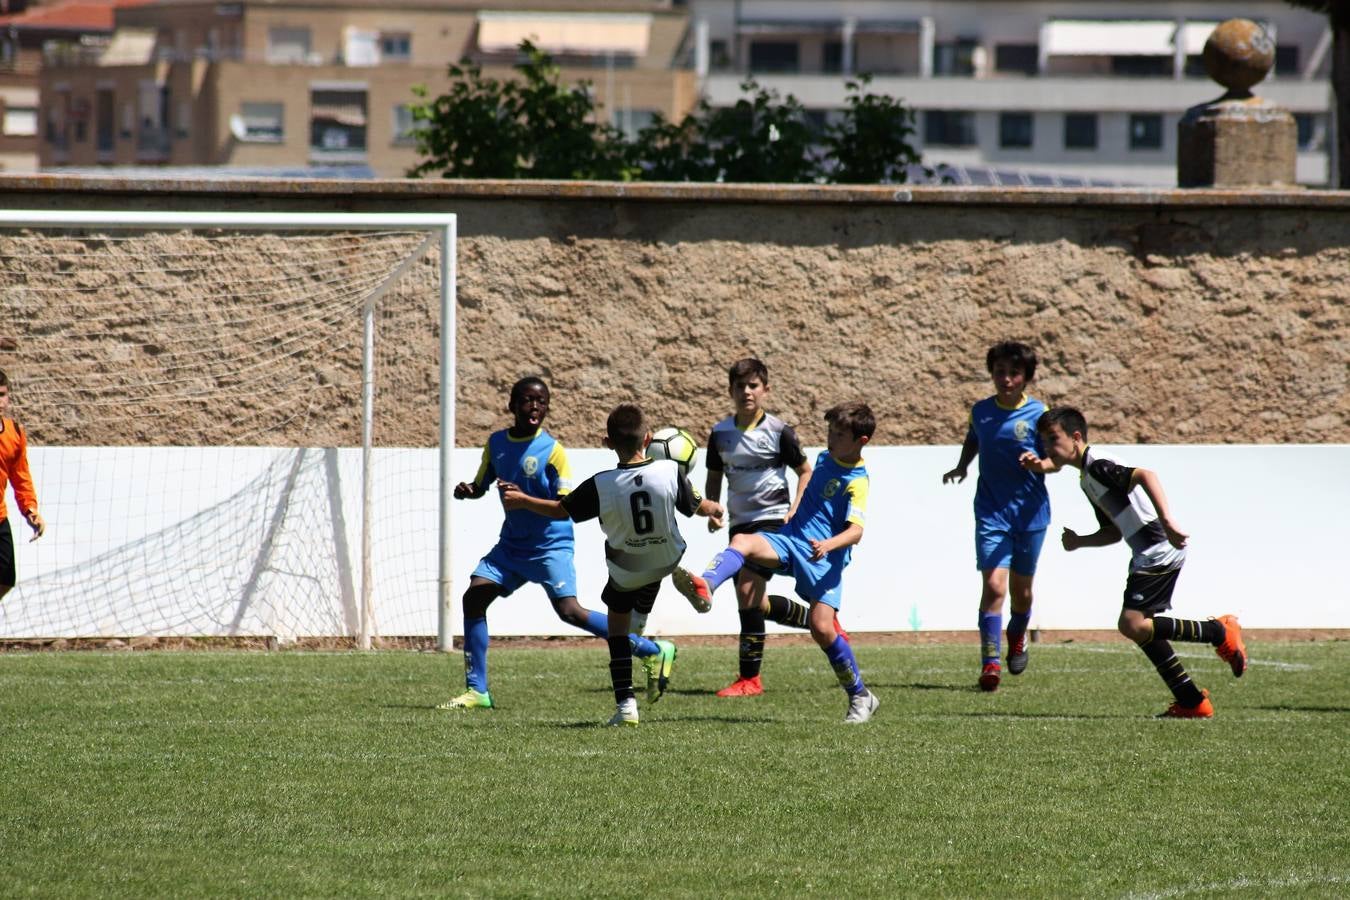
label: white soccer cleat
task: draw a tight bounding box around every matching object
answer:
[843,689,879,724]
[607,698,639,727]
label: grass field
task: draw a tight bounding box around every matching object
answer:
[1,638,1347,898]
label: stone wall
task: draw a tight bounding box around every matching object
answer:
[0,178,1344,449]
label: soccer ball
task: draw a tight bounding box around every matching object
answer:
[646,426,698,475]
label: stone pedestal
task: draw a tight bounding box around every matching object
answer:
[1176,18,1297,189]
[1178,97,1297,187]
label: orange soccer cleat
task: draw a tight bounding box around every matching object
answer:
[1160,689,1214,719]
[715,674,764,697]
[1213,615,1247,678]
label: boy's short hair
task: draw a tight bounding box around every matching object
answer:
[508,376,548,410]
[825,402,876,440]
[0,369,9,388]
[1037,406,1088,440]
[986,341,1038,381]
[606,403,648,456]
[727,358,769,388]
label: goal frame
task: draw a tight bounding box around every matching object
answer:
[1,209,459,652]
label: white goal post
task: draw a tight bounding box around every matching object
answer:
[0,210,458,650]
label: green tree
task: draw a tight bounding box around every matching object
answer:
[1286,1,1350,187]
[407,41,631,180]
[821,76,924,183]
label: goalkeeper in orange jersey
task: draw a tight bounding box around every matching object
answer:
[0,370,44,599]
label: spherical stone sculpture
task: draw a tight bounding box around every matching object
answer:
[1202,18,1274,97]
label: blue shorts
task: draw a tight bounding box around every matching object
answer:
[760,531,846,610]
[975,523,1046,575]
[472,544,577,601]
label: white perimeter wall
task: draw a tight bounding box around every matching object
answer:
[5,444,1346,638]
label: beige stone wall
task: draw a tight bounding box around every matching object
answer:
[0,180,1344,450]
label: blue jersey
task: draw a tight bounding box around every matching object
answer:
[470,428,575,554]
[969,395,1050,531]
[783,450,869,567]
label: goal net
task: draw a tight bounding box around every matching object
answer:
[0,211,456,648]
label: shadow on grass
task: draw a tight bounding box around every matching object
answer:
[551,714,777,729]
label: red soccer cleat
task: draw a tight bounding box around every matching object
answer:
[1159,689,1214,719]
[671,568,713,613]
[978,662,1001,692]
[1213,615,1247,678]
[715,674,764,697]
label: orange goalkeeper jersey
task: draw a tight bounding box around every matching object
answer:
[0,417,37,523]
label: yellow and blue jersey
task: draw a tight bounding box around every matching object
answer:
[470,428,575,553]
[784,450,869,564]
[969,395,1050,531]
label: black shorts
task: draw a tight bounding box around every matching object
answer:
[1122,565,1182,615]
[602,577,660,615]
[730,519,785,581]
[0,518,14,587]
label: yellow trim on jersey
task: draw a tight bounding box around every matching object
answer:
[735,409,766,432]
[547,441,573,496]
[506,428,543,443]
[994,393,1029,411]
[828,454,866,469]
[845,477,869,527]
[472,444,492,487]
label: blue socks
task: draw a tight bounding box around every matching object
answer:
[582,608,658,657]
[464,616,490,693]
[824,634,864,696]
[1007,609,1031,642]
[980,612,1002,666]
[702,548,746,593]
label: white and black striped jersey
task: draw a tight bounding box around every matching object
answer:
[1079,447,1186,574]
[562,458,702,589]
[705,412,807,528]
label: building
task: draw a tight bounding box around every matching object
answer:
[37,0,695,175]
[684,0,1333,185]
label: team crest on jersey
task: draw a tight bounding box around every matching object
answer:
[522,456,540,477]
[1014,420,1030,441]
[822,478,842,498]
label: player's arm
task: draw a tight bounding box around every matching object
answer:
[1062,505,1121,551]
[499,482,568,518]
[943,426,978,484]
[454,445,494,500]
[1019,431,1060,474]
[779,424,811,521]
[677,471,723,522]
[1130,467,1188,548]
[9,424,43,540]
[809,477,866,560]
[703,433,725,531]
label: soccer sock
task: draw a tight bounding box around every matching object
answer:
[1007,609,1032,642]
[580,609,608,639]
[766,594,810,629]
[824,634,864,696]
[464,616,490,693]
[630,634,660,657]
[979,612,1002,666]
[607,635,635,704]
[1140,638,1205,707]
[737,607,767,679]
[1151,616,1224,645]
[702,549,746,593]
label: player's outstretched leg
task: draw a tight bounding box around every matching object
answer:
[672,568,713,613]
[1151,614,1247,678]
[1213,615,1247,677]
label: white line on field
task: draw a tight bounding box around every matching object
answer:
[1049,644,1312,670]
[1129,871,1350,898]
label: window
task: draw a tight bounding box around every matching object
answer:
[1111,56,1171,77]
[311,88,367,155]
[1129,113,1163,150]
[1275,45,1299,77]
[1184,54,1207,78]
[999,112,1033,148]
[381,32,411,61]
[708,39,730,71]
[3,105,36,137]
[995,44,1038,75]
[924,110,976,147]
[392,104,425,144]
[96,89,115,152]
[267,27,311,64]
[1295,113,1326,151]
[822,40,843,74]
[1064,113,1097,149]
[934,39,979,76]
[749,41,798,73]
[236,101,283,142]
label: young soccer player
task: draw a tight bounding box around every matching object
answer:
[502,403,723,726]
[942,341,1051,692]
[674,402,880,724]
[1021,406,1247,718]
[0,371,45,600]
[439,378,675,711]
[704,358,829,697]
